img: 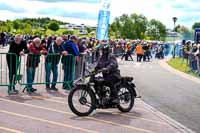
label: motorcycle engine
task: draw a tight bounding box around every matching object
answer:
[102,86,110,97]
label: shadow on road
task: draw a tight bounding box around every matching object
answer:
[46,90,68,98]
[69,111,142,126]
[6,93,44,103]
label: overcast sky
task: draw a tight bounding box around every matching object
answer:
[0,0,199,29]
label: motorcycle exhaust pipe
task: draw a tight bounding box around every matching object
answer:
[136,96,142,98]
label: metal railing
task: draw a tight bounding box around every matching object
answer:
[0,53,19,94]
[0,50,100,94]
[73,51,98,83]
[0,52,77,94]
[17,53,75,92]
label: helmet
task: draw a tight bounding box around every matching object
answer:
[101,44,110,56]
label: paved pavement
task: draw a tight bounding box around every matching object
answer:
[118,59,200,133]
[0,85,183,133]
[0,47,196,133]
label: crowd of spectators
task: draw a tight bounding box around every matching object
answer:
[1,33,176,94]
[181,41,200,76]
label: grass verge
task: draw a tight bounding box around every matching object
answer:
[167,57,200,78]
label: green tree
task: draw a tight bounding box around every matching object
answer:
[48,21,60,32]
[192,22,200,29]
[147,19,166,40]
[0,17,69,35]
[130,13,148,39]
[174,24,181,32]
[175,25,193,40]
[23,23,32,34]
[86,27,93,34]
[118,14,135,39]
[63,30,74,35]
[0,21,5,32]
[109,18,121,38]
[109,13,148,39]
[13,20,21,30]
[6,20,13,32]
[176,25,189,33]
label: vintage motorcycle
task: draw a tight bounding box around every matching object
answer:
[68,69,140,116]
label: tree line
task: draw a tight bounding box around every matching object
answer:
[109,13,200,41]
[109,13,167,40]
[0,17,72,36]
[0,14,199,40]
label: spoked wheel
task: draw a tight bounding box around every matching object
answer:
[117,85,135,112]
[68,86,96,116]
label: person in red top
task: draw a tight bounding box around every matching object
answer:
[26,37,47,93]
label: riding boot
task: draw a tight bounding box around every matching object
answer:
[111,88,119,104]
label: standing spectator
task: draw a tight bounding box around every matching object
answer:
[0,33,2,47]
[172,43,176,58]
[41,35,49,48]
[160,44,164,59]
[135,43,143,62]
[0,32,5,47]
[45,37,64,91]
[63,35,69,42]
[155,44,164,59]
[62,35,79,90]
[78,39,87,79]
[45,36,54,50]
[143,43,150,61]
[6,35,28,94]
[131,41,136,53]
[26,38,47,93]
[87,38,94,49]
[4,33,9,47]
[78,39,87,53]
[189,44,198,71]
[121,42,133,61]
[197,44,200,76]
[183,41,191,64]
[95,40,102,60]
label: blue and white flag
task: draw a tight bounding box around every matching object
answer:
[96,0,111,40]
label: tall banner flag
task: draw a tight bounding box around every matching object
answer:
[96,0,111,40]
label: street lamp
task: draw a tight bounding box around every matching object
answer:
[172,17,178,32]
[172,17,178,58]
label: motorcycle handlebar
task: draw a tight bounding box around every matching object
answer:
[85,69,103,76]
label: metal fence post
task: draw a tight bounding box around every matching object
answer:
[0,53,18,95]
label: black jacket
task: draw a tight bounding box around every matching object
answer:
[8,40,28,56]
[96,54,121,80]
[46,42,63,65]
[6,40,28,68]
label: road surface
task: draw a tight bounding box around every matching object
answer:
[119,59,200,133]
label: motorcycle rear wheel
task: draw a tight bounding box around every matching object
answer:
[117,85,135,112]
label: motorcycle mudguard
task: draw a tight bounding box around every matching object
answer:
[76,83,98,109]
[75,84,98,109]
[127,82,137,97]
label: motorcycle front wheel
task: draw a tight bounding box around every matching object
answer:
[117,85,135,112]
[68,85,96,116]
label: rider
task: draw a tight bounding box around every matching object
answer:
[95,42,121,104]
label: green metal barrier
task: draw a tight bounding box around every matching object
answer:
[17,53,75,93]
[0,53,18,95]
[74,53,85,82]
